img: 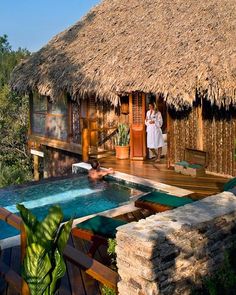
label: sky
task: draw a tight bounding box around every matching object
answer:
[0,0,101,52]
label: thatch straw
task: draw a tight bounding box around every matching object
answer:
[10,0,236,110]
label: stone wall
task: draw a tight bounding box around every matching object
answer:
[116,192,236,295]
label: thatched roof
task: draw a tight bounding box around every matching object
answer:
[11,0,236,109]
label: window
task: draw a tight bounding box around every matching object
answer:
[31,94,68,140]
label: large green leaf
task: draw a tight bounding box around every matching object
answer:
[57,219,73,253]
[17,204,72,295]
[35,205,63,249]
[49,248,66,294]
[17,204,39,245]
[22,243,51,295]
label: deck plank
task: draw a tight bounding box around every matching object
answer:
[64,236,87,295]
[71,235,102,295]
[7,245,21,295]
[0,247,11,295]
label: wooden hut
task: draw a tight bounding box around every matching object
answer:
[10,0,236,178]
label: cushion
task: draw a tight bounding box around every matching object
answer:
[223,178,236,191]
[76,215,127,238]
[175,161,189,168]
[137,191,194,208]
[188,163,203,169]
[228,187,236,195]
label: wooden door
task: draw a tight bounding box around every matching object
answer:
[129,92,146,160]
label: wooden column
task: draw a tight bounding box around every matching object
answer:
[166,111,171,168]
[29,92,33,136]
[197,105,203,150]
[33,155,39,181]
[20,222,30,294]
[141,92,147,158]
[82,128,89,162]
[67,99,73,142]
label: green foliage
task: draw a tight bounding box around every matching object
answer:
[0,34,30,87]
[101,239,117,294]
[107,238,117,256]
[101,285,116,295]
[192,245,236,295]
[0,162,31,188]
[0,35,32,187]
[107,238,117,272]
[17,204,72,295]
[114,123,130,146]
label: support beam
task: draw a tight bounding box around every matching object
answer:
[197,106,203,150]
[82,128,89,162]
[33,154,39,181]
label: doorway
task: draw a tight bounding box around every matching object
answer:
[145,93,168,163]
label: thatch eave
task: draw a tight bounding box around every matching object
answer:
[10,0,236,110]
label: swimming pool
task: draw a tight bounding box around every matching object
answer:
[0,175,145,241]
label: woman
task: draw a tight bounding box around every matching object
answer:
[145,102,165,162]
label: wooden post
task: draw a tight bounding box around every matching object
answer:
[82,128,89,162]
[33,154,39,181]
[67,99,73,142]
[197,105,203,150]
[20,223,30,295]
[129,93,133,158]
[141,92,147,159]
[166,111,171,168]
[29,93,33,136]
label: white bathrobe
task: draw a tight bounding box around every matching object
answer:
[145,110,164,149]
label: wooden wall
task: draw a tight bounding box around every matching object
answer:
[168,107,236,177]
[168,108,198,164]
[43,147,81,177]
[203,119,235,176]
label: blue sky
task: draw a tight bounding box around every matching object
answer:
[0,0,101,52]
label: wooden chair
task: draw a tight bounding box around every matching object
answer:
[135,191,194,212]
[0,208,118,294]
[72,215,127,256]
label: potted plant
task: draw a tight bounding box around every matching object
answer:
[114,123,130,159]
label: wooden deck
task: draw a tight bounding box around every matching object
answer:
[0,156,229,294]
[99,156,229,196]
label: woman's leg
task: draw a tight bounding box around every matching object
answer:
[156,147,162,162]
[157,147,162,161]
[150,148,158,160]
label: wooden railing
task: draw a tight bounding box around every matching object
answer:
[82,126,117,161]
[0,208,118,294]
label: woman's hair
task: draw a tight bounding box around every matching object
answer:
[91,159,100,170]
[149,102,154,107]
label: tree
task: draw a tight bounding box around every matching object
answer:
[0,35,32,187]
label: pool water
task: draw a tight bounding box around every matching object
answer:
[0,176,144,240]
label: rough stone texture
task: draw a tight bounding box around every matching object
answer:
[116,192,236,295]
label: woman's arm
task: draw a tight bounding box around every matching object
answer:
[155,112,163,128]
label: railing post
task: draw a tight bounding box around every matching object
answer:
[33,154,39,181]
[82,128,89,162]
